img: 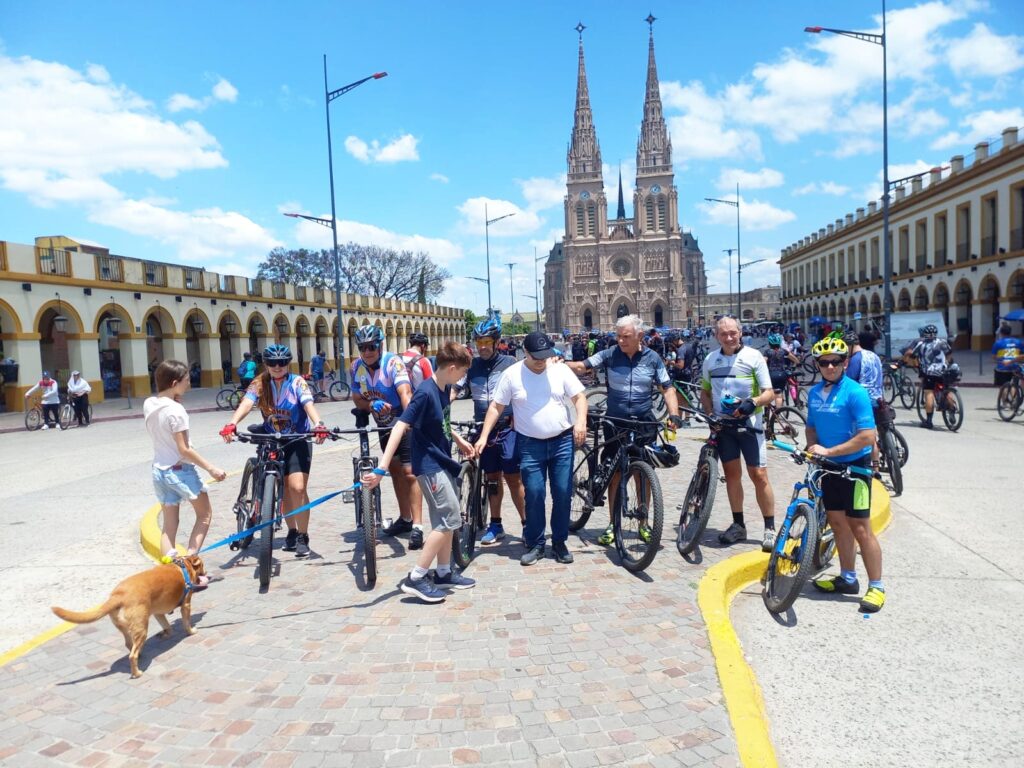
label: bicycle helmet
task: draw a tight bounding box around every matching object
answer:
[682,329,692,338]
[408,331,429,347]
[843,330,859,346]
[720,393,742,413]
[472,312,502,340]
[767,333,783,347]
[811,336,849,358]
[921,323,938,338]
[644,442,680,469]
[263,343,292,363]
[354,325,384,346]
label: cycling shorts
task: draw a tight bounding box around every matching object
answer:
[920,374,942,391]
[600,412,658,466]
[379,428,412,467]
[769,374,788,392]
[480,426,521,475]
[717,419,767,468]
[820,456,873,519]
[282,439,313,476]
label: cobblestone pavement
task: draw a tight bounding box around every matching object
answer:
[0,399,813,768]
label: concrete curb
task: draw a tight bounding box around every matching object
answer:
[0,406,225,435]
[697,478,893,767]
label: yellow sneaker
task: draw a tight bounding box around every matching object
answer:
[859,586,886,613]
[639,524,652,544]
[597,525,615,546]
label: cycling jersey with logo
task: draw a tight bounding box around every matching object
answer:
[763,348,791,377]
[851,348,884,401]
[806,373,875,462]
[585,346,670,418]
[701,345,772,416]
[349,353,411,425]
[904,338,952,376]
[992,336,1023,372]
[401,349,434,391]
[244,373,313,433]
[458,353,516,421]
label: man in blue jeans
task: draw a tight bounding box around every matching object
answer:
[475,332,588,566]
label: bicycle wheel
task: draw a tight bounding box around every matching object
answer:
[762,500,818,614]
[569,446,596,532]
[882,429,903,496]
[651,389,668,420]
[215,388,232,410]
[228,389,243,410]
[585,388,607,412]
[59,403,73,430]
[892,427,909,468]
[915,387,928,425]
[942,388,964,432]
[452,462,479,570]
[329,380,352,401]
[25,408,42,431]
[883,373,897,404]
[360,483,378,586]
[257,475,276,589]
[232,459,257,550]
[771,407,806,448]
[676,450,717,556]
[614,461,663,573]
[813,520,837,571]
[997,381,1022,422]
[899,377,916,409]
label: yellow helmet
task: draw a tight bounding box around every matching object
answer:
[811,336,849,358]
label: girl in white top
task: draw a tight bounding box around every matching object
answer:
[144,360,226,568]
[66,371,92,427]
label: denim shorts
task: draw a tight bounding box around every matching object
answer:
[152,464,208,505]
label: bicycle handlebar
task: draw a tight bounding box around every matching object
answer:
[771,440,872,477]
[235,430,333,445]
[678,405,764,433]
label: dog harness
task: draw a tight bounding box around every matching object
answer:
[173,558,194,609]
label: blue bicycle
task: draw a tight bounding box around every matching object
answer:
[763,441,873,614]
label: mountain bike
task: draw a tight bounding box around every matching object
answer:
[874,400,904,496]
[450,421,489,569]
[306,370,351,402]
[781,369,807,408]
[335,409,386,587]
[997,363,1024,422]
[883,360,917,409]
[569,411,666,573]
[763,402,807,448]
[916,370,964,431]
[23,394,45,431]
[764,441,873,614]
[215,383,245,410]
[652,379,701,420]
[57,397,92,429]
[234,429,326,591]
[675,411,762,556]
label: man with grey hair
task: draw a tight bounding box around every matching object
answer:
[700,316,777,551]
[568,314,683,546]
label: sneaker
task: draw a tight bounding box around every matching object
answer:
[520,544,545,566]
[552,542,574,564]
[41,424,49,430]
[480,522,505,545]
[282,528,298,552]
[294,533,310,558]
[638,525,652,544]
[433,569,476,589]
[812,574,861,595]
[922,421,934,430]
[597,525,615,546]
[400,575,446,604]
[717,522,747,546]
[761,528,776,553]
[383,517,413,537]
[859,586,886,613]
[57,425,64,431]
[409,527,424,551]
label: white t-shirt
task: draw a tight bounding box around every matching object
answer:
[492,360,585,439]
[144,396,191,469]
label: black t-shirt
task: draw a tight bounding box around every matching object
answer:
[399,378,461,478]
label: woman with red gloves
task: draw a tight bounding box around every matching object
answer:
[220,344,329,558]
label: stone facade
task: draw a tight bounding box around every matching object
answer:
[0,237,464,411]
[701,286,783,324]
[543,24,706,334]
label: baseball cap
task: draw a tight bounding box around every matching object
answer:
[523,331,555,359]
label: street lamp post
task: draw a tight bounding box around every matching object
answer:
[806,1,890,355]
[705,183,742,315]
[523,293,540,331]
[532,246,545,332]
[460,276,490,315]
[484,204,515,312]
[722,248,737,315]
[505,262,516,315]
[737,258,766,323]
[319,56,387,371]
[700,283,718,327]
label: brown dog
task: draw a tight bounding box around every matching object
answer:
[52,554,206,678]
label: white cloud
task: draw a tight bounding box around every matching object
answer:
[517,175,566,211]
[697,196,796,231]
[793,181,851,197]
[286,212,463,266]
[167,76,239,113]
[455,197,544,237]
[833,136,880,159]
[948,22,1024,78]
[661,81,763,161]
[211,77,238,103]
[715,167,784,191]
[904,108,949,137]
[167,92,203,112]
[430,172,449,183]
[344,133,420,163]
[931,108,1024,150]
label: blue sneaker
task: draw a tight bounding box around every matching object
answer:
[480,522,505,545]
[400,575,446,604]
[433,569,476,590]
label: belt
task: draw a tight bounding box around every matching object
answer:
[520,426,574,442]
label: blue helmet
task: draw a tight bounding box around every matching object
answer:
[263,344,292,363]
[354,325,384,346]
[682,329,692,338]
[473,312,502,340]
[767,333,783,347]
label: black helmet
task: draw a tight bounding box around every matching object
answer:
[644,442,680,469]
[263,343,292,363]
[409,332,429,347]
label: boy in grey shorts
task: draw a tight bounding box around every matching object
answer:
[362,342,476,603]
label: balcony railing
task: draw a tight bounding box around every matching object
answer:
[184,268,204,290]
[219,276,236,294]
[295,286,307,301]
[956,242,969,262]
[981,235,995,257]
[36,247,72,277]
[247,278,263,297]
[314,288,325,303]
[871,268,880,280]
[1012,227,1023,251]
[272,282,286,300]
[144,262,167,287]
[96,255,124,282]
[859,271,867,283]
[915,254,927,272]
[934,247,946,265]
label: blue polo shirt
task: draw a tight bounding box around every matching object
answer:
[806,374,876,463]
[585,346,670,418]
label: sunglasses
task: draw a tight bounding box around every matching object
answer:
[357,343,380,352]
[817,358,845,368]
[266,361,289,368]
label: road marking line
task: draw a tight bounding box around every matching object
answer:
[0,621,76,668]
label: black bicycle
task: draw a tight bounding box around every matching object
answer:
[450,421,489,569]
[334,409,386,587]
[676,410,762,557]
[569,411,667,573]
[233,429,324,591]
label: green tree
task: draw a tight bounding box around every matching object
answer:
[464,310,478,342]
[416,267,426,303]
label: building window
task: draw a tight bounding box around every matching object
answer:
[587,202,596,236]
[657,197,666,231]
[915,219,928,271]
[899,226,910,274]
[583,309,593,329]
[981,194,997,256]
[617,303,629,318]
[645,198,655,231]
[612,259,630,276]
[576,204,585,236]
[653,304,664,327]
[956,203,971,262]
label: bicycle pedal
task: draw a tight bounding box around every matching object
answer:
[341,489,355,503]
[229,542,239,551]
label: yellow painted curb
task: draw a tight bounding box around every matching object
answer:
[0,621,76,669]
[698,478,892,768]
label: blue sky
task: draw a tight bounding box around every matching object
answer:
[1,1,1022,316]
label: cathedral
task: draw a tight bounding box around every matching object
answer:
[544,19,707,333]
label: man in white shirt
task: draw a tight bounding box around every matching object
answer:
[475,332,588,566]
[25,371,61,430]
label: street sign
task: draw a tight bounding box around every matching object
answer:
[853,312,862,320]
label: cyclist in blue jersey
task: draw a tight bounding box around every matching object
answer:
[992,323,1023,386]
[455,312,526,544]
[568,314,682,546]
[805,335,885,613]
[307,348,331,391]
[220,344,330,558]
[349,325,424,550]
